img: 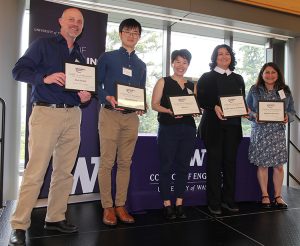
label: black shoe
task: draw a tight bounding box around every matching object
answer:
[261,195,272,209]
[208,205,222,215]
[163,206,176,220]
[9,229,26,246]
[274,196,288,209]
[221,202,239,212]
[175,205,187,219]
[261,203,272,209]
[44,220,78,233]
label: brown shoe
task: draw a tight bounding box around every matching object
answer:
[103,207,117,226]
[115,206,135,224]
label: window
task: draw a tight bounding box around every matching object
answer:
[234,41,266,136]
[171,32,223,79]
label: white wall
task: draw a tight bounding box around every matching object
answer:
[0,0,26,200]
[286,38,300,187]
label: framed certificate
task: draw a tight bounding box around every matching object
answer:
[65,62,96,93]
[168,95,201,116]
[219,95,248,118]
[116,83,146,111]
[258,100,285,122]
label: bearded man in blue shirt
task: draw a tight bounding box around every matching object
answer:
[97,18,146,226]
[9,8,91,246]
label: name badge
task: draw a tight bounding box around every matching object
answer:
[123,67,132,77]
[278,89,286,99]
[187,88,193,94]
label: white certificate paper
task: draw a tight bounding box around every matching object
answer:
[169,95,201,116]
[219,95,247,117]
[65,63,96,92]
[258,101,285,122]
[116,83,146,111]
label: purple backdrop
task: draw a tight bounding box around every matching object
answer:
[27,0,107,197]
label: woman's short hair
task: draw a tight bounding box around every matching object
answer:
[209,44,236,71]
[171,49,192,64]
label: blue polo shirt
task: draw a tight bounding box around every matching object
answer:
[12,34,85,105]
[97,47,147,104]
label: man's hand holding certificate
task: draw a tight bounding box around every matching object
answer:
[116,83,146,111]
[65,62,96,93]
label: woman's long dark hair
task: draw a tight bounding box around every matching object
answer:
[209,44,236,71]
[255,62,290,94]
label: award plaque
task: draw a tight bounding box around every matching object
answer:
[258,100,285,122]
[65,62,96,93]
[116,83,146,111]
[219,95,248,117]
[168,95,201,116]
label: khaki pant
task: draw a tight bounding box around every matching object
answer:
[98,107,139,208]
[11,106,81,230]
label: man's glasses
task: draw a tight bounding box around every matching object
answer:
[122,30,140,38]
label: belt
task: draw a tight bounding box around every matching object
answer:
[103,104,134,114]
[33,102,77,108]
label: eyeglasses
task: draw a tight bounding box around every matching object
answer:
[121,30,140,38]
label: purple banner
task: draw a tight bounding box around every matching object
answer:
[28,0,107,197]
[126,137,260,212]
[67,136,260,212]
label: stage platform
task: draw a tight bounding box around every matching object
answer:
[1,186,300,246]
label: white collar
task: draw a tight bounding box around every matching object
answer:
[214,66,232,76]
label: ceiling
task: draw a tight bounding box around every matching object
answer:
[43,0,296,42]
[231,0,300,16]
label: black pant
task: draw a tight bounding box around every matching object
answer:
[157,124,196,201]
[202,124,242,206]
